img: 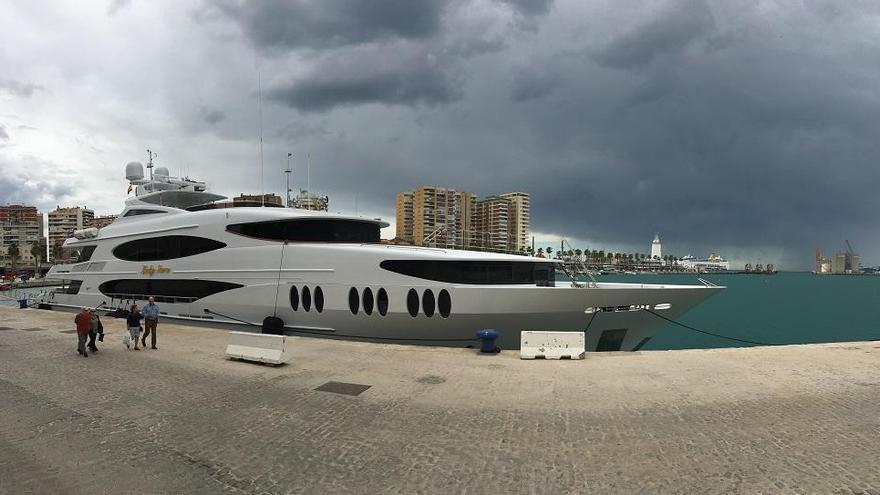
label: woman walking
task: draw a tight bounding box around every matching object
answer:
[125,304,144,350]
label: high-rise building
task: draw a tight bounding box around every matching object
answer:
[395,192,414,243]
[395,186,530,252]
[402,186,475,248]
[48,206,94,251]
[651,233,662,259]
[499,192,530,254]
[0,204,45,265]
[474,196,510,251]
[92,215,118,229]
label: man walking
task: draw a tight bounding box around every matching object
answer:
[74,307,92,357]
[141,296,160,349]
[86,308,100,353]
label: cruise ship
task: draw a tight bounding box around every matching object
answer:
[679,253,731,272]
[39,161,723,352]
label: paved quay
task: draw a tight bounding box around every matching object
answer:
[1,306,879,494]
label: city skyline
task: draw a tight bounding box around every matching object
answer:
[3,1,880,269]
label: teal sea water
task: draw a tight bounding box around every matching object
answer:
[594,271,880,350]
[3,274,879,350]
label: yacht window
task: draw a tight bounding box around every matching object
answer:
[302,286,312,312]
[290,285,299,311]
[406,289,419,317]
[438,289,451,318]
[61,280,83,295]
[422,289,435,317]
[314,286,324,313]
[124,209,166,217]
[380,260,556,286]
[113,235,226,262]
[362,287,374,316]
[98,279,242,303]
[376,288,389,316]
[348,287,359,314]
[226,219,380,243]
[76,246,97,263]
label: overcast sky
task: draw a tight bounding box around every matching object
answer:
[2,0,880,269]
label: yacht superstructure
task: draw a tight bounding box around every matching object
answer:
[41,161,723,351]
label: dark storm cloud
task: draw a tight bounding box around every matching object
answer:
[198,106,226,124]
[510,71,560,102]
[267,50,461,112]
[0,171,75,211]
[499,0,555,17]
[0,79,45,98]
[217,0,443,51]
[592,0,717,70]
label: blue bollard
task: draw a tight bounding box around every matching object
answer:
[476,329,500,353]
[18,299,28,309]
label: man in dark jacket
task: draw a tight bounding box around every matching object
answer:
[86,308,102,353]
[74,307,92,357]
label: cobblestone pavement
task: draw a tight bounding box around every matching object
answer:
[1,306,880,494]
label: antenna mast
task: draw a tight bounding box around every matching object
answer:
[257,60,265,207]
[307,152,311,210]
[146,148,156,180]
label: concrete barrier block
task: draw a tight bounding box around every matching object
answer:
[225,331,292,365]
[520,331,585,360]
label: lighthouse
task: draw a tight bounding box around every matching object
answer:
[651,233,662,259]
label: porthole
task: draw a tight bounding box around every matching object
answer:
[314,286,324,313]
[363,288,374,315]
[289,285,299,311]
[438,289,451,318]
[422,289,435,318]
[349,287,359,315]
[406,289,419,317]
[302,286,312,312]
[377,288,389,316]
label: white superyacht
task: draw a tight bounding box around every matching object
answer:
[41,161,723,351]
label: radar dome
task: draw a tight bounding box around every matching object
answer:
[125,162,144,181]
[154,166,170,178]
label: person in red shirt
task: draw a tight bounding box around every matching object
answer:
[74,307,92,357]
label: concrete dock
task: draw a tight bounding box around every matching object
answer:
[1,306,879,494]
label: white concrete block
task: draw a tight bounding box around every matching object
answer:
[520,331,585,360]
[225,331,292,365]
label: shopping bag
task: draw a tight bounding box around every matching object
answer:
[122,331,131,348]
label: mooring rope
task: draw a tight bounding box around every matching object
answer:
[643,308,781,346]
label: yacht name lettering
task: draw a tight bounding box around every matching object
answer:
[141,265,171,276]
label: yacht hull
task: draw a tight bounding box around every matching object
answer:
[41,281,721,351]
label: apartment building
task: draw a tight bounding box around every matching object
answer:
[395,187,530,253]
[499,192,530,254]
[0,204,45,265]
[395,186,475,248]
[92,215,118,229]
[473,196,510,251]
[48,206,94,250]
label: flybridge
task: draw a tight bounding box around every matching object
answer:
[125,158,226,210]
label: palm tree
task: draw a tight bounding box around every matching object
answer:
[31,241,46,277]
[51,244,63,262]
[545,247,553,258]
[8,243,20,270]
[574,248,582,260]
